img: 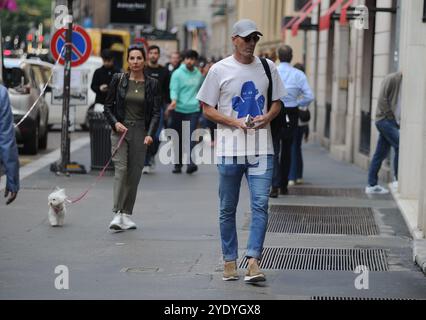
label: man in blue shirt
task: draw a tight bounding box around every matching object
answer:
[0,84,19,205]
[270,45,314,197]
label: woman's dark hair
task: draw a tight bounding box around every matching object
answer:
[127,44,146,61]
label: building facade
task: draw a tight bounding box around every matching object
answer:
[302,0,426,240]
[154,0,213,56]
[210,0,308,63]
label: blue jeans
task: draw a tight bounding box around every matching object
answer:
[217,155,273,261]
[289,126,308,181]
[368,119,400,186]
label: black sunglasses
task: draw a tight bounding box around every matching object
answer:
[239,34,260,43]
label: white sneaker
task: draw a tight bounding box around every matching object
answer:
[109,213,123,230]
[142,166,151,174]
[296,179,304,185]
[121,214,137,230]
[365,185,390,195]
[288,180,296,186]
[391,181,399,191]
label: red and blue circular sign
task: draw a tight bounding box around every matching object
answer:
[50,25,92,67]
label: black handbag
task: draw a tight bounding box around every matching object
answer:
[298,107,311,122]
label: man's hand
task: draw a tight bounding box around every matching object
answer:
[252,114,271,129]
[233,118,250,130]
[100,84,109,92]
[165,101,177,119]
[167,101,177,112]
[4,189,17,205]
[144,136,154,146]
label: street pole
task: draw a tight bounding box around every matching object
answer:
[50,0,86,175]
[60,0,73,173]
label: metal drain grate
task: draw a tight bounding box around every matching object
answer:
[287,187,365,197]
[238,247,389,271]
[311,296,414,301]
[268,205,379,235]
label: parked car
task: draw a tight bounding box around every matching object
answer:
[47,56,103,130]
[3,58,50,155]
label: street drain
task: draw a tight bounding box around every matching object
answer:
[268,205,379,235]
[287,187,365,197]
[311,296,414,300]
[238,247,389,271]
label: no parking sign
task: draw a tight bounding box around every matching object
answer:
[50,25,92,67]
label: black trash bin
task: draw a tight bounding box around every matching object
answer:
[88,110,114,171]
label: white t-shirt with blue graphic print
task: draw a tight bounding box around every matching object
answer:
[197,55,287,157]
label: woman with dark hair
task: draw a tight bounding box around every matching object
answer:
[104,45,161,231]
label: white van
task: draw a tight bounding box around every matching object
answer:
[48,56,103,130]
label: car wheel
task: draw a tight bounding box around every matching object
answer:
[23,124,39,155]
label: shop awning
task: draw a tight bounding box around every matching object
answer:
[292,0,322,36]
[340,0,354,25]
[282,0,313,31]
[319,0,345,30]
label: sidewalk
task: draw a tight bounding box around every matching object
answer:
[0,141,425,300]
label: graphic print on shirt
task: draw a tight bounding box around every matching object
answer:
[232,81,265,118]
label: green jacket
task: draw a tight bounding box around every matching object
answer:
[169,64,203,114]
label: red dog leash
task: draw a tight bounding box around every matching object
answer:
[67,129,127,204]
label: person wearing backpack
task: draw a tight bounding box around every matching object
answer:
[197,19,286,283]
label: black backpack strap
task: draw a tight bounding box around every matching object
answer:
[260,58,287,145]
[260,58,273,112]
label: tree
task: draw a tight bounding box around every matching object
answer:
[0,0,51,44]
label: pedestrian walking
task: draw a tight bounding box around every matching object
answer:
[91,49,120,106]
[197,19,286,283]
[167,49,204,174]
[366,71,403,194]
[103,45,161,231]
[0,84,19,205]
[270,45,314,197]
[288,62,312,185]
[142,45,171,174]
[166,51,182,74]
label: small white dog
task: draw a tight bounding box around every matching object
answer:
[48,188,67,227]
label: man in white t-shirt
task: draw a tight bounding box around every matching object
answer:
[197,19,286,283]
